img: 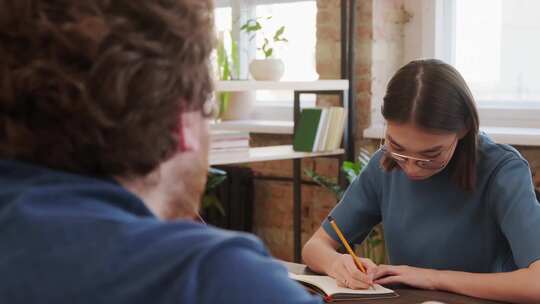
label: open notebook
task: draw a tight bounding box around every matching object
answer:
[289,273,398,302]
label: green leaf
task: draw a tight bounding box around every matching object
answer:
[273,26,286,42]
[343,161,360,173]
[231,39,239,79]
[265,48,273,58]
[240,19,262,33]
[342,161,360,183]
[206,168,227,190]
[304,169,344,199]
[262,38,273,58]
[262,37,269,50]
[341,149,372,184]
[218,92,229,115]
[202,194,226,216]
[216,39,229,80]
[222,59,230,80]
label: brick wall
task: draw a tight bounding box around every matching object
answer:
[246,0,540,262]
[244,0,378,261]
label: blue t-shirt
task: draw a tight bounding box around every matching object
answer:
[0,160,321,304]
[323,134,540,272]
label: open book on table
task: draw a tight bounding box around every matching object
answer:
[289,272,398,302]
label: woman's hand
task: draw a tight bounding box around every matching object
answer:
[373,264,440,290]
[327,254,377,289]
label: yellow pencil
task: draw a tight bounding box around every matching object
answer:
[327,216,367,273]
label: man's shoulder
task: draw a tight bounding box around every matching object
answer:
[142,220,267,257]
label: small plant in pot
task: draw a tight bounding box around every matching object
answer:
[200,167,227,225]
[241,16,288,81]
[216,31,255,120]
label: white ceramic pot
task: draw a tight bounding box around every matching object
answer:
[220,91,256,120]
[249,58,284,81]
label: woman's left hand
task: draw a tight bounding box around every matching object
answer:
[372,264,440,290]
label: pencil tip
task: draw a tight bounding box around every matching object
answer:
[327,216,334,222]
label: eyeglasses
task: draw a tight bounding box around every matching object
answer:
[381,137,457,170]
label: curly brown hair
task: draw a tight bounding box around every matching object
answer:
[0,0,215,177]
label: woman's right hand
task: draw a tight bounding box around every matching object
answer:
[327,254,377,289]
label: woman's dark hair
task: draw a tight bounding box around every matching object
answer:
[381,59,480,191]
[0,0,215,177]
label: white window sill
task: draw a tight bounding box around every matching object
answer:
[364,125,540,146]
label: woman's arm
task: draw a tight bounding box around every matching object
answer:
[373,260,540,304]
[302,153,383,289]
[302,227,376,289]
[302,227,341,274]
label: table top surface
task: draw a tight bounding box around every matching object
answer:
[283,262,508,304]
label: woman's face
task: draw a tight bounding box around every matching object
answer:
[384,122,459,180]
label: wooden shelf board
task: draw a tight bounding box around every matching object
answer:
[209,145,344,165]
[215,80,349,92]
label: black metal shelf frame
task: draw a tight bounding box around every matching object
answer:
[289,0,356,263]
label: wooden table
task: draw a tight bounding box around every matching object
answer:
[284,262,508,304]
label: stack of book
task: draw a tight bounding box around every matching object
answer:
[210,130,250,156]
[292,107,346,152]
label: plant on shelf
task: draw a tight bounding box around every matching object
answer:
[305,150,386,265]
[216,31,239,117]
[215,31,254,120]
[217,31,240,81]
[241,16,288,59]
[201,167,227,220]
[240,16,288,81]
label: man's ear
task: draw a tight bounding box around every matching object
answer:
[177,111,202,152]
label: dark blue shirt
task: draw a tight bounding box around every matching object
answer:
[0,160,321,304]
[323,134,540,272]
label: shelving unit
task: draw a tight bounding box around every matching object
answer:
[210,80,351,262]
[215,80,348,92]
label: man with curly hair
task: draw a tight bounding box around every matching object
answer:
[0,1,321,303]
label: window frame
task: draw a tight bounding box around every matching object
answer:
[214,0,318,122]
[364,0,540,146]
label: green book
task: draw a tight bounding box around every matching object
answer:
[293,108,323,152]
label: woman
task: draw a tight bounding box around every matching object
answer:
[302,59,540,303]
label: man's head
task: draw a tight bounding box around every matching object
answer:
[0,0,215,218]
[1,0,214,176]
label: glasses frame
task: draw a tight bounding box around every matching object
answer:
[381,137,458,170]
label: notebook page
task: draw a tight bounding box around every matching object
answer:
[289,273,394,295]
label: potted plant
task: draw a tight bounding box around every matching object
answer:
[216,31,255,120]
[201,167,227,223]
[241,16,288,81]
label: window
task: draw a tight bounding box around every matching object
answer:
[214,0,318,121]
[454,0,540,109]
[255,2,318,81]
[366,0,540,145]
[215,7,232,33]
